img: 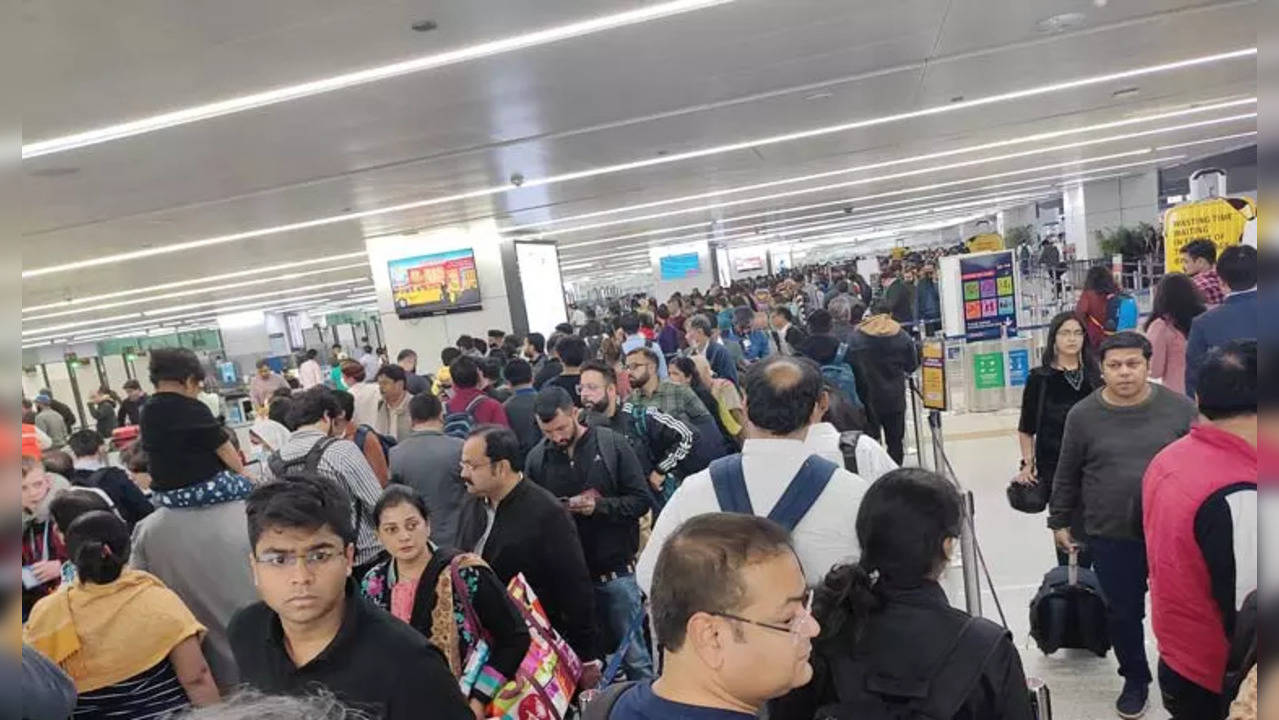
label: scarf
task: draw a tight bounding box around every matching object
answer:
[23,474,72,528]
[150,470,254,509]
[24,569,205,692]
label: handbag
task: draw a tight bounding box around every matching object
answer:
[476,573,583,720]
[1007,374,1051,514]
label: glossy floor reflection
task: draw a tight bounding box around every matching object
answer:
[918,408,1170,720]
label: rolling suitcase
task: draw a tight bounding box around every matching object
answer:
[1029,549,1110,657]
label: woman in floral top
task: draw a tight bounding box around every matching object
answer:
[361,485,529,718]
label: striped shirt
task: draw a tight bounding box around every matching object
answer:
[261,429,383,566]
[73,659,188,719]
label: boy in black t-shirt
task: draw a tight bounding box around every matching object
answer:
[141,348,247,495]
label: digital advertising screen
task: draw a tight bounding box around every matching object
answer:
[659,252,701,280]
[959,250,1018,342]
[388,248,482,318]
[733,255,765,272]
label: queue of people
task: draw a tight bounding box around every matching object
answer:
[12,243,1261,720]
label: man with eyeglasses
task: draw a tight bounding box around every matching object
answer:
[590,512,819,719]
[228,473,471,720]
[455,425,604,686]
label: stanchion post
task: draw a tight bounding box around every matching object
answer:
[928,409,983,617]
[909,373,926,468]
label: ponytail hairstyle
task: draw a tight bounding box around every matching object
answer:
[66,510,131,584]
[814,468,963,642]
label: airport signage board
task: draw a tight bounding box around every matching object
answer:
[972,351,1005,390]
[959,251,1018,343]
[920,339,947,411]
[1163,196,1256,273]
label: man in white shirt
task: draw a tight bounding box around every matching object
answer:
[638,356,868,593]
[297,349,325,389]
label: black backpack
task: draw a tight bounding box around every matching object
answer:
[354,424,397,459]
[838,431,861,475]
[267,437,370,539]
[814,617,1008,719]
[524,427,620,486]
[580,681,638,720]
[443,395,486,440]
[1028,554,1111,657]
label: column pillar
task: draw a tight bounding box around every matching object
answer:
[1063,170,1159,261]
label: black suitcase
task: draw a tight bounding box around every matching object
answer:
[1029,550,1110,657]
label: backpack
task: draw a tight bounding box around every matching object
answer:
[838,431,861,475]
[581,681,639,720]
[1104,293,1138,331]
[1221,590,1257,714]
[267,436,370,541]
[354,424,396,459]
[1028,553,1111,657]
[815,617,1007,720]
[443,395,486,440]
[821,343,862,407]
[525,427,620,486]
[709,453,838,532]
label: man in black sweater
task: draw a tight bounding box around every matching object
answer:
[455,425,603,686]
[526,387,655,680]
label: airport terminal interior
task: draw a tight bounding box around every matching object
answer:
[17,2,1262,720]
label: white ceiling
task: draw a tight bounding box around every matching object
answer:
[21,0,1258,343]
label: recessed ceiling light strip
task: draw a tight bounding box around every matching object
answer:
[22,0,735,158]
[21,51,1254,278]
[545,111,1253,240]
[506,96,1255,234]
[22,250,369,312]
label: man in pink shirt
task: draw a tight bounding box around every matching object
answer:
[1143,339,1257,719]
[445,355,510,429]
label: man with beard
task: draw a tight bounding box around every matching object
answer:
[626,346,731,470]
[578,360,697,500]
[524,386,655,681]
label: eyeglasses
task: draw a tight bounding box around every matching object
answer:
[709,589,816,644]
[624,362,653,371]
[254,548,342,570]
[460,459,495,472]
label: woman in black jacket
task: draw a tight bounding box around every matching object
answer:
[1013,310,1101,568]
[360,486,530,718]
[771,469,1033,720]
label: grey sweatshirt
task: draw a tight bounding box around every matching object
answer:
[1048,384,1196,541]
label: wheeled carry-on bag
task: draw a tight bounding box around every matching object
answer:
[1029,548,1110,657]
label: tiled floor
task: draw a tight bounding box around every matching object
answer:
[908,407,1170,720]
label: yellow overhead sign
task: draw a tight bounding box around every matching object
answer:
[966,233,1005,253]
[1163,196,1256,272]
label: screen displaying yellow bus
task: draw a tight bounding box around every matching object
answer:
[387,248,482,318]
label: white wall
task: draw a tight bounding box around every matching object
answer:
[1066,170,1159,260]
[366,221,513,367]
[650,240,712,301]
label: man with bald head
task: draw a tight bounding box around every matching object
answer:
[637,355,869,594]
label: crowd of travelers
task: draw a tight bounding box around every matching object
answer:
[11,241,1262,720]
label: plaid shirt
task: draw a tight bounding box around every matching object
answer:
[629,381,713,424]
[1192,269,1226,306]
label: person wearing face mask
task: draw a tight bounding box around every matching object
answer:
[770,469,1033,720]
[526,387,655,681]
[360,485,530,720]
[1049,332,1197,719]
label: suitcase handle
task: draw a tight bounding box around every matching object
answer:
[1067,548,1078,586]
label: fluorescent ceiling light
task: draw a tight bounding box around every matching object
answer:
[22,250,369,313]
[23,284,373,337]
[557,149,1172,253]
[547,111,1253,240]
[512,97,1255,235]
[23,267,371,321]
[21,50,1254,278]
[22,0,734,158]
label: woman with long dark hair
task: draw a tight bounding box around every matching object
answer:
[1142,272,1205,395]
[668,355,738,448]
[1015,310,1100,567]
[771,469,1031,720]
[1076,265,1120,350]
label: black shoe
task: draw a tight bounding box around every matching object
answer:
[1116,680,1149,719]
